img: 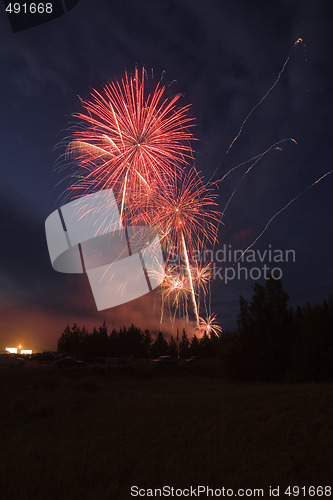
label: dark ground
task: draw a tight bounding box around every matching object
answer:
[0,363,332,499]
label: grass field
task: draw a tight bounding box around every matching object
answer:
[0,363,332,499]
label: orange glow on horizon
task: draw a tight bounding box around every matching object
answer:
[5,346,32,355]
[6,347,17,354]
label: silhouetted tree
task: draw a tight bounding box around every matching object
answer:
[151,331,169,357]
[238,275,293,380]
[168,335,178,357]
[199,332,213,357]
[179,329,190,358]
[189,335,200,356]
[85,323,109,357]
[142,330,153,357]
[125,324,145,357]
[57,324,71,354]
[109,328,119,356]
[292,296,333,381]
[58,324,85,357]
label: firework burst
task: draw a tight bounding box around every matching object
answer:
[153,265,191,325]
[135,168,221,259]
[66,67,195,220]
[132,168,221,325]
[161,267,190,303]
[61,68,221,334]
[197,314,223,337]
[192,262,212,295]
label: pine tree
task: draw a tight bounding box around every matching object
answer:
[57,324,84,357]
[143,330,153,357]
[237,275,292,380]
[151,332,169,357]
[179,329,190,358]
[168,335,178,357]
[189,335,200,356]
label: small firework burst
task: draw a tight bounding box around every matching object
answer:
[192,262,212,295]
[197,314,223,337]
[161,266,190,302]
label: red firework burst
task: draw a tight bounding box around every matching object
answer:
[135,168,221,260]
[67,67,195,216]
[132,168,221,325]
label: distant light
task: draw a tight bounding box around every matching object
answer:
[18,345,22,349]
[6,348,17,354]
[21,350,32,355]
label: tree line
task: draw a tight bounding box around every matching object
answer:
[57,322,215,360]
[223,277,333,382]
[57,276,333,382]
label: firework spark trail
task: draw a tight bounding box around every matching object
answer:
[200,39,305,317]
[203,138,297,311]
[204,36,303,307]
[120,170,128,220]
[206,37,302,220]
[226,38,303,154]
[219,138,297,220]
[211,138,297,186]
[192,263,212,319]
[205,168,333,288]
[233,168,333,264]
[181,232,199,326]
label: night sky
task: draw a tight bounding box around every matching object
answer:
[1,0,332,351]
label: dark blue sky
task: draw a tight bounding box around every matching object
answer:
[0,0,332,350]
